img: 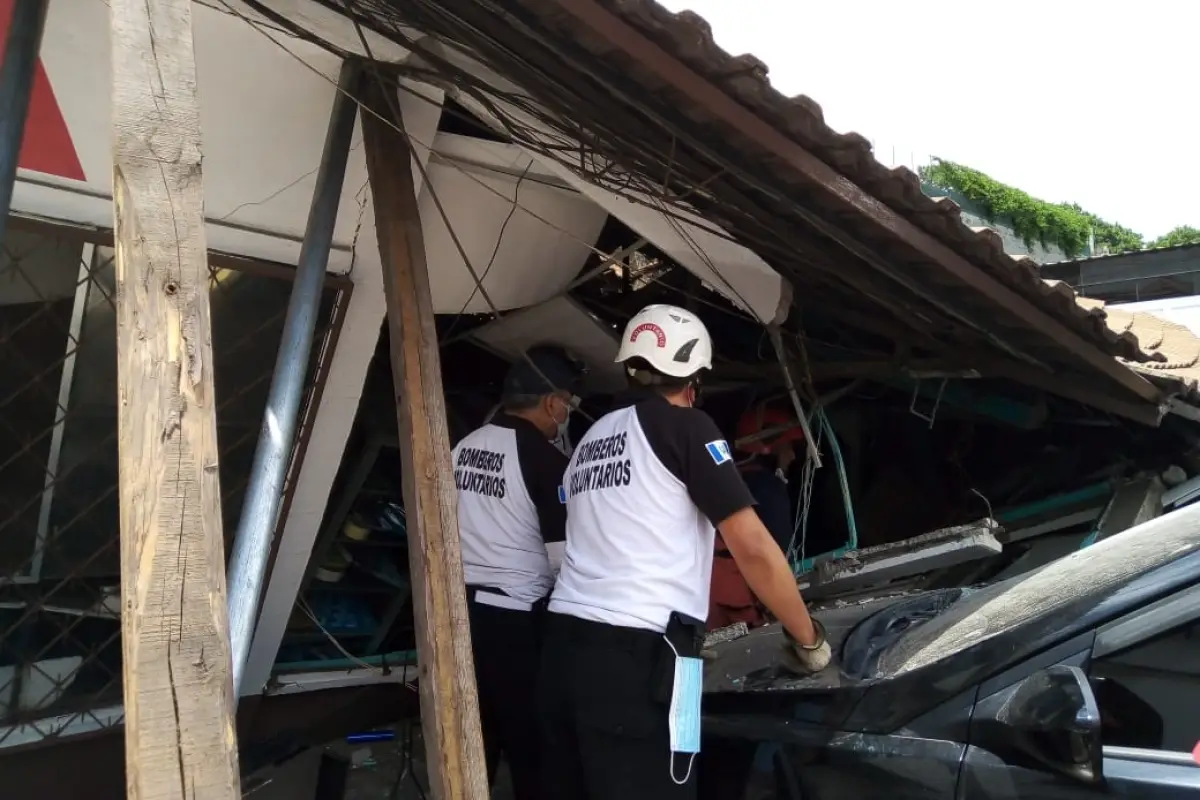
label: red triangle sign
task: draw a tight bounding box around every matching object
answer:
[0,0,85,182]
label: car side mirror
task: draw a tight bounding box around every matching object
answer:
[974,665,1103,785]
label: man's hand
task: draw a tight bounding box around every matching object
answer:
[782,618,832,675]
[717,507,821,647]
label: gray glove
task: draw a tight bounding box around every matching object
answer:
[781,618,832,675]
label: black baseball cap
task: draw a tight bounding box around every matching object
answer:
[502,345,587,399]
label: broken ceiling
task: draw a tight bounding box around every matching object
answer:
[253,0,1197,422]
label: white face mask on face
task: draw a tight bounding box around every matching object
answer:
[551,396,575,457]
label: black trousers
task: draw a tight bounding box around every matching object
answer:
[467,589,544,800]
[538,612,698,800]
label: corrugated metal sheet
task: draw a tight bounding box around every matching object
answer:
[1043,243,1200,289]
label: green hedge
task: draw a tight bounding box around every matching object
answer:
[1151,226,1200,249]
[919,159,1143,259]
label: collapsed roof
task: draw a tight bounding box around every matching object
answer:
[246,0,1198,425]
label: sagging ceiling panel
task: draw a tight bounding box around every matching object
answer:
[469,295,626,394]
[422,134,608,314]
[431,79,792,325]
[532,154,791,325]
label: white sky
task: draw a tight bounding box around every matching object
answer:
[657,0,1196,240]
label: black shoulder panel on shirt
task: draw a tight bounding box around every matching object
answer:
[512,421,569,544]
[634,401,755,526]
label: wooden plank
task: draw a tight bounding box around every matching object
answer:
[360,78,489,800]
[110,2,240,799]
[980,358,1165,427]
[1089,476,1165,547]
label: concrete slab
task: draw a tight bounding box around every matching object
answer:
[1090,476,1164,547]
[805,519,1003,596]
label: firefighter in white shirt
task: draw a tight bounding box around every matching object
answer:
[538,305,830,799]
[454,344,584,800]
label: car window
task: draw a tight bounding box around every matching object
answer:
[1090,621,1200,753]
[875,514,1200,676]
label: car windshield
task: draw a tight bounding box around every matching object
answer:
[874,504,1200,676]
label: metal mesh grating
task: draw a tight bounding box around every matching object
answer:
[0,220,344,747]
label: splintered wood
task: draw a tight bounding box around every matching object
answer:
[360,77,489,800]
[110,1,239,799]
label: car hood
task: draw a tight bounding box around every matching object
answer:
[703,587,962,694]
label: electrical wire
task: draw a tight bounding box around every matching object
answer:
[643,271,758,325]
[213,0,622,269]
[440,160,532,342]
[357,3,796,234]
[387,718,428,800]
[335,0,988,352]
[391,5,936,350]
[350,7,738,408]
[219,0,809,328]
[368,42,773,338]
[295,596,417,690]
[219,2,809,344]
[211,0,607,412]
[788,408,859,573]
[645,190,764,325]
[212,1,844,411]
[791,414,824,567]
[350,25,606,422]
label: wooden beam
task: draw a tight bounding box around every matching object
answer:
[110,2,240,800]
[979,359,1165,428]
[360,77,489,800]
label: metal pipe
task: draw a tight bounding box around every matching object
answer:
[767,324,822,467]
[29,243,96,583]
[227,60,361,697]
[0,0,49,248]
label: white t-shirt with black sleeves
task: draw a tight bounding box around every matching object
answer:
[453,414,569,605]
[549,392,755,632]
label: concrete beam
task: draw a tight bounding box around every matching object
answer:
[802,519,1003,596]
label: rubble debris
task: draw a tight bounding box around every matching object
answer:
[704,621,750,649]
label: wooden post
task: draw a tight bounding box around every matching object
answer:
[360,77,489,800]
[110,2,240,799]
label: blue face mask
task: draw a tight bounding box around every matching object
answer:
[665,636,703,784]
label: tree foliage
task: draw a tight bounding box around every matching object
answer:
[1150,226,1200,250]
[919,158,1144,258]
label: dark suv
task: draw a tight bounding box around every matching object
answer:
[700,506,1200,798]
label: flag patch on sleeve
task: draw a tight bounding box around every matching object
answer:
[705,440,732,465]
[557,485,568,504]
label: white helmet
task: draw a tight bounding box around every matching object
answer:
[615,304,713,379]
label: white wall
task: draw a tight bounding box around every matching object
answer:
[17,1,607,311]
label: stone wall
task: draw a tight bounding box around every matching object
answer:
[920,182,1072,265]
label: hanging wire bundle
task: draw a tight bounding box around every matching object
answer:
[788,407,859,576]
[214,0,914,388]
[254,0,943,346]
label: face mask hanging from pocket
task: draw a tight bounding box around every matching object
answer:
[664,636,704,785]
